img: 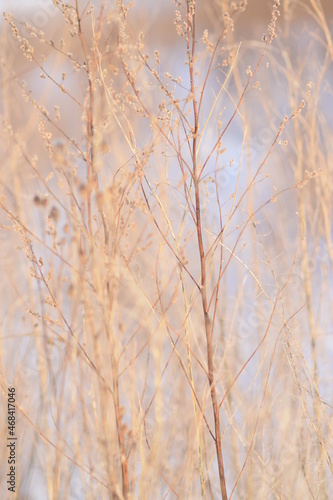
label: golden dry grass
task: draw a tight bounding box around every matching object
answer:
[0,1,332,498]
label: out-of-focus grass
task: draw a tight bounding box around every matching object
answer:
[0,1,332,498]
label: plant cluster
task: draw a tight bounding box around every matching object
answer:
[0,1,332,498]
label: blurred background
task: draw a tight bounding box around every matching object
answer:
[0,1,332,498]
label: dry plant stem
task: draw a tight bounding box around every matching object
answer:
[106,240,130,497]
[194,184,228,499]
[187,2,227,498]
[75,0,96,234]
[77,3,129,495]
[112,356,130,498]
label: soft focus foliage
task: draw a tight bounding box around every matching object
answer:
[0,1,332,498]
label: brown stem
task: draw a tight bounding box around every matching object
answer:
[187,1,228,498]
[112,360,130,498]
